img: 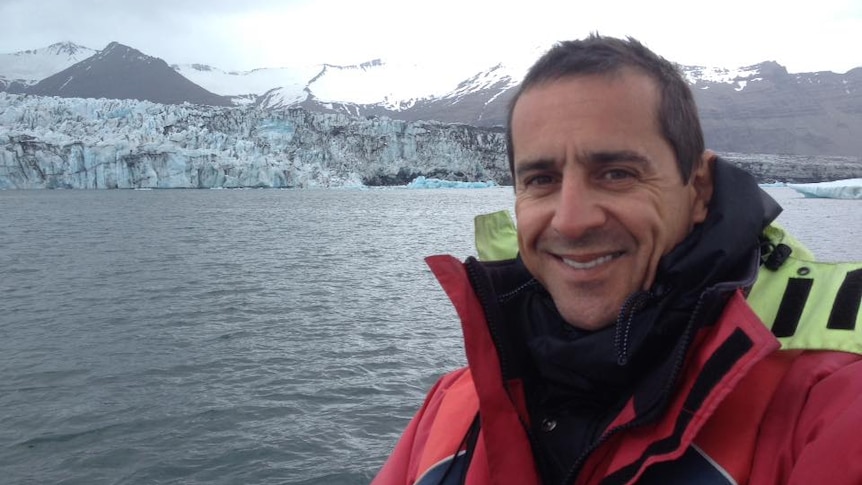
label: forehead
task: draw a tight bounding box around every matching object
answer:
[512,69,661,132]
[509,70,666,164]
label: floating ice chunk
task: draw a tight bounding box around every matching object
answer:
[786,178,862,199]
[406,176,498,189]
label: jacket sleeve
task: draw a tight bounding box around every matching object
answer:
[751,352,862,484]
[371,369,471,485]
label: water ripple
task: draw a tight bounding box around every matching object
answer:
[0,186,857,484]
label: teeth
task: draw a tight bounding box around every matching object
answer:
[562,254,615,269]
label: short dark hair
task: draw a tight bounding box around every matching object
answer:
[506,34,704,183]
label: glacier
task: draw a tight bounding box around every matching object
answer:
[2,92,860,190]
[786,178,862,199]
[0,93,508,189]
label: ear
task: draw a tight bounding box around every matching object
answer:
[690,150,715,224]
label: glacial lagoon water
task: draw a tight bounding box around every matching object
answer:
[0,186,859,484]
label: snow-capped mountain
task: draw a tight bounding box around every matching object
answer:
[173,55,526,121]
[0,41,97,92]
[27,42,232,106]
[171,62,322,106]
[689,61,862,157]
[176,52,862,158]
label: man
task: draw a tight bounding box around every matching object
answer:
[373,35,862,484]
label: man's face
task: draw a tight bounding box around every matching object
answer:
[511,70,711,331]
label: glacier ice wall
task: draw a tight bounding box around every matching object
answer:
[0,93,508,189]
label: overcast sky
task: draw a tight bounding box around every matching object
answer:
[2,0,860,73]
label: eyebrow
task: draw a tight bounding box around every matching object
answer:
[514,150,652,178]
[514,158,558,179]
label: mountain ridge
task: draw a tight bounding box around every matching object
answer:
[25,42,232,106]
[1,41,861,158]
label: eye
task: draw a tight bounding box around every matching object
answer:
[600,169,636,181]
[524,174,555,186]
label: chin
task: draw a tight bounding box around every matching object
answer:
[550,286,628,331]
[558,309,617,331]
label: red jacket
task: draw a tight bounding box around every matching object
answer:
[373,255,862,485]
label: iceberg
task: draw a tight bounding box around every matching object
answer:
[406,176,498,189]
[786,178,862,199]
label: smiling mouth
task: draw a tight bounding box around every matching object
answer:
[560,252,622,270]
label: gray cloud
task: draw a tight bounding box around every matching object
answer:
[1,0,860,73]
[0,0,299,68]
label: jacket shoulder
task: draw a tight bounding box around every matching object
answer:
[371,368,478,485]
[749,225,862,354]
[750,350,862,484]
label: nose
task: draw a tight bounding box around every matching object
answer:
[550,174,607,239]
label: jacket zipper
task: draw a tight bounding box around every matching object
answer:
[566,248,761,484]
[560,288,711,485]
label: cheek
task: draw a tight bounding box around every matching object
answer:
[618,199,680,263]
[515,200,539,238]
[645,191,695,243]
[514,204,530,251]
[665,197,698,243]
[516,217,540,252]
[668,186,701,228]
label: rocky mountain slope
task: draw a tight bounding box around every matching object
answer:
[26,43,232,106]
